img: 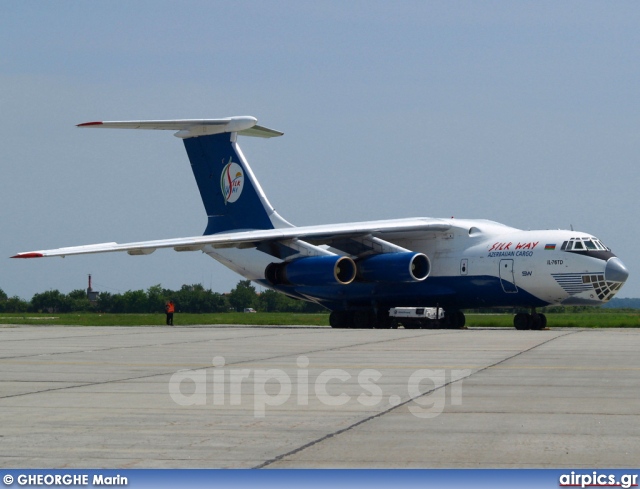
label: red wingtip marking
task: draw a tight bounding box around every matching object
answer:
[11,253,44,259]
[77,121,103,127]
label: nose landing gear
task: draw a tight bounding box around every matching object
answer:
[514,309,547,330]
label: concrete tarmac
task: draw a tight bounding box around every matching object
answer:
[0,324,638,468]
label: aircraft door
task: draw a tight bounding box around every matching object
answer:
[499,259,518,293]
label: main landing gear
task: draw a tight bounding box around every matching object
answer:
[329,310,391,329]
[513,309,547,330]
[444,309,466,329]
[329,308,466,329]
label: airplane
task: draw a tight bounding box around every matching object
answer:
[12,116,630,330]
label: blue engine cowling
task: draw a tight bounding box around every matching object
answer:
[265,255,357,286]
[356,252,430,283]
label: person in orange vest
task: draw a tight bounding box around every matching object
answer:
[165,300,175,326]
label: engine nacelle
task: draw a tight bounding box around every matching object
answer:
[356,252,430,283]
[265,255,357,286]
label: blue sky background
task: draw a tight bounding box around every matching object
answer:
[2,1,639,299]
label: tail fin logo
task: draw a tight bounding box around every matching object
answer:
[220,160,244,205]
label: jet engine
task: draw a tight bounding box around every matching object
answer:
[265,255,357,286]
[356,252,430,283]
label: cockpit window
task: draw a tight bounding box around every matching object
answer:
[563,237,610,253]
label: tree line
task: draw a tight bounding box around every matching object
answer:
[0,281,324,314]
[2,281,635,314]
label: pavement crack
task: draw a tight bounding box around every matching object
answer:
[253,329,580,468]
[0,328,444,400]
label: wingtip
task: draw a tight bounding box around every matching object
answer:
[11,253,44,259]
[77,121,103,127]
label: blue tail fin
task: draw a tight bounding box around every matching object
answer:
[77,116,289,235]
[183,132,291,234]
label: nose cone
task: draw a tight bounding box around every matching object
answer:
[605,257,629,283]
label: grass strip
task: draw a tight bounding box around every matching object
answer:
[1,312,639,328]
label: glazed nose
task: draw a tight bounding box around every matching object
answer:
[605,257,629,283]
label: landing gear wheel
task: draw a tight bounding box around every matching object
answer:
[353,310,373,329]
[514,313,531,330]
[445,312,455,329]
[445,310,465,329]
[530,313,547,330]
[374,309,392,329]
[330,311,353,329]
[456,310,466,329]
[539,313,547,329]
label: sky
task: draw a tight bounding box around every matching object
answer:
[2,1,639,299]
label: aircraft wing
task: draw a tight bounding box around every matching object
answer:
[12,218,451,259]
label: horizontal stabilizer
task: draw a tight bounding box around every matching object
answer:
[77,116,283,139]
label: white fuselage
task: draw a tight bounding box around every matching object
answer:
[204,217,627,310]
